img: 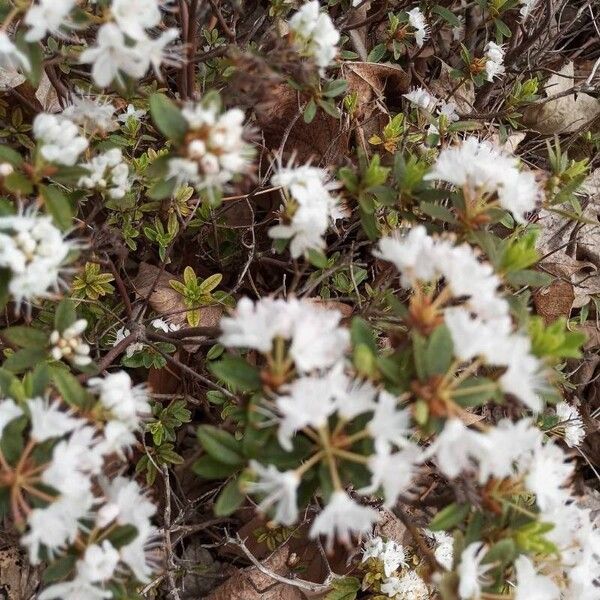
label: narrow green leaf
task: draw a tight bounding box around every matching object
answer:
[197,425,245,466]
[2,326,47,349]
[149,93,188,144]
[214,477,244,516]
[40,184,74,230]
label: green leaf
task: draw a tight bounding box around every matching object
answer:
[0,145,23,166]
[197,425,245,466]
[482,538,516,566]
[199,273,222,293]
[147,177,177,200]
[209,355,261,392]
[4,171,33,195]
[1,326,47,349]
[494,18,512,39]
[351,317,377,353]
[425,325,453,376]
[40,184,74,230]
[42,554,77,584]
[54,299,77,332]
[3,348,46,373]
[323,79,348,98]
[0,268,10,312]
[193,455,240,479]
[506,269,553,288]
[317,98,341,118]
[51,367,88,407]
[303,98,317,123]
[149,93,188,144]
[324,577,360,600]
[214,477,244,516]
[107,524,139,549]
[307,248,328,269]
[432,4,461,27]
[429,502,470,531]
[420,201,457,224]
[367,43,387,62]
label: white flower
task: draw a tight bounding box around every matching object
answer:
[367,390,413,451]
[135,28,181,78]
[276,374,337,450]
[88,371,150,429]
[77,541,120,582]
[62,96,118,133]
[334,375,377,420]
[525,443,573,510]
[113,326,145,357]
[42,427,102,497]
[381,571,429,599]
[118,103,147,123]
[33,113,88,166]
[424,137,539,223]
[288,0,340,71]
[50,319,91,366]
[27,398,83,442]
[97,420,138,457]
[429,530,454,570]
[120,520,159,582]
[556,402,585,448]
[219,297,349,374]
[288,304,349,372]
[375,226,439,287]
[407,8,429,47]
[24,0,76,42]
[361,444,420,507]
[362,537,407,577]
[475,418,541,484]
[80,23,147,87]
[98,475,156,530]
[484,42,505,81]
[151,318,180,333]
[514,556,559,600]
[111,0,162,40]
[79,148,131,199]
[403,87,438,111]
[309,490,378,551]
[0,32,31,71]
[168,157,200,187]
[38,577,111,600]
[0,399,23,439]
[22,492,94,563]
[428,419,484,479]
[269,164,342,258]
[246,461,300,525]
[520,0,538,19]
[457,542,493,599]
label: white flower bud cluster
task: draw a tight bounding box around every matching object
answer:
[168,102,252,190]
[50,319,92,367]
[33,113,89,167]
[0,212,73,309]
[79,148,131,200]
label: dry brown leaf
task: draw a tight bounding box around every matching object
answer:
[0,544,41,599]
[133,262,223,330]
[255,84,349,164]
[523,62,600,134]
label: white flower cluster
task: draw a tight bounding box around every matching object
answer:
[555,401,585,448]
[425,136,541,223]
[33,113,89,166]
[484,41,505,81]
[435,417,600,598]
[268,164,343,258]
[24,0,75,42]
[0,371,156,600]
[221,297,423,547]
[288,0,340,71]
[376,226,546,411]
[80,0,179,88]
[0,212,73,309]
[169,102,251,190]
[50,318,92,367]
[62,96,120,134]
[79,148,131,200]
[407,8,430,48]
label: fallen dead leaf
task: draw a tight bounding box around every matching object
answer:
[0,543,41,600]
[255,84,349,164]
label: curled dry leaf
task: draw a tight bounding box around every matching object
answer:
[0,544,41,600]
[523,61,600,134]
